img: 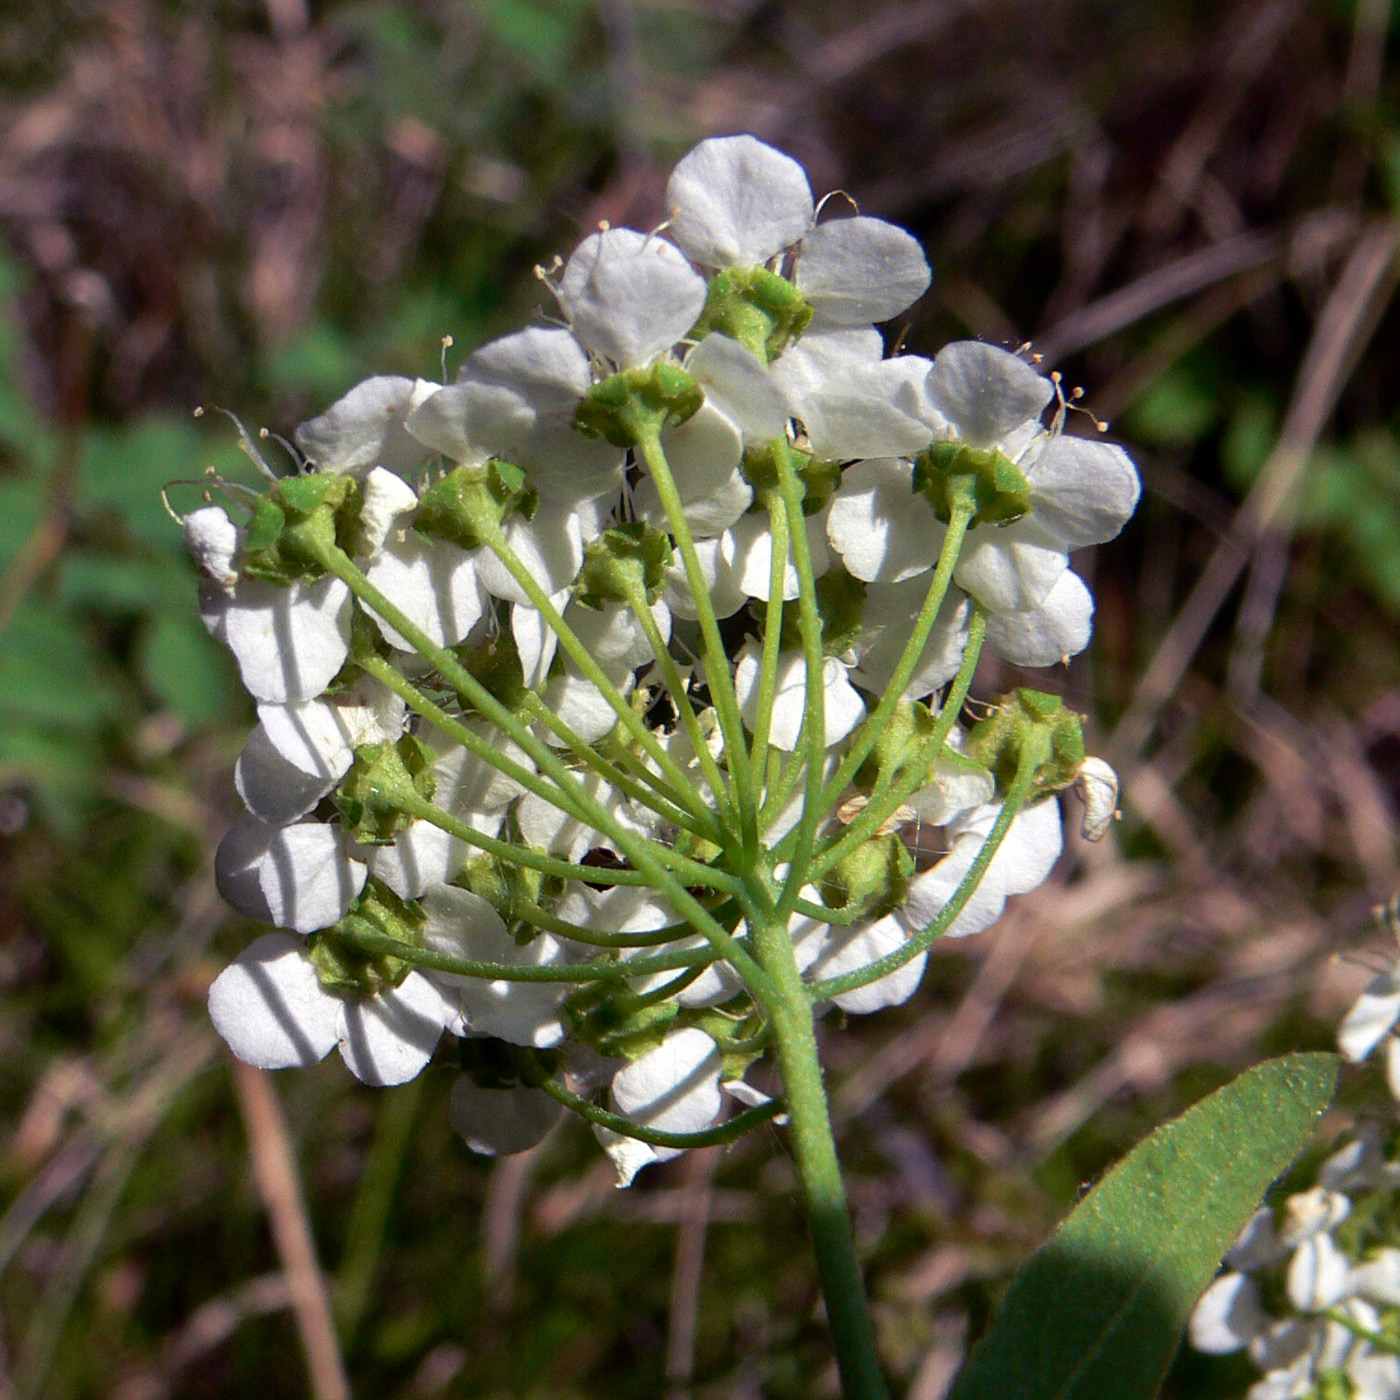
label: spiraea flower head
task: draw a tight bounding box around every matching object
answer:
[179,132,1137,1183]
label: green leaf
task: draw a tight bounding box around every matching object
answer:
[948,1052,1339,1400]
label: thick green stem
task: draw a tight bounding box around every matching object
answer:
[753,915,890,1400]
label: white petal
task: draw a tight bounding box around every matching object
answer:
[735,646,864,751]
[208,931,341,1069]
[540,670,625,746]
[1353,1248,1400,1306]
[566,600,668,678]
[611,1027,723,1145]
[215,816,367,934]
[367,807,502,900]
[1351,1355,1400,1400]
[827,458,943,583]
[924,342,1053,449]
[365,531,484,649]
[851,581,969,701]
[1286,1233,1352,1311]
[954,518,1068,614]
[1074,756,1120,842]
[450,1078,563,1155]
[1281,1187,1352,1244]
[664,532,749,619]
[806,914,928,1013]
[797,360,934,461]
[512,597,562,687]
[905,758,996,827]
[1025,435,1140,550]
[183,505,240,589]
[358,466,420,554]
[257,682,404,781]
[951,797,1063,896]
[1386,1035,1400,1102]
[598,1129,658,1188]
[984,569,1094,667]
[796,216,931,324]
[558,228,706,368]
[1340,976,1400,1062]
[235,723,336,825]
[516,771,649,863]
[658,400,744,506]
[684,334,790,443]
[1226,1208,1288,1271]
[216,576,353,705]
[294,375,437,477]
[337,971,455,1086]
[474,493,591,604]
[665,135,813,268]
[1188,1273,1266,1355]
[901,845,1009,940]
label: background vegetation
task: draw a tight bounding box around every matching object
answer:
[1,0,1397,1396]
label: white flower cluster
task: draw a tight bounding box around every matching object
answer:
[182,135,1137,1182]
[1190,932,1400,1398]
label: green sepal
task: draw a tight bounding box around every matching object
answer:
[308,878,426,995]
[914,441,1033,527]
[819,833,914,922]
[574,363,703,448]
[337,733,438,845]
[851,700,936,792]
[458,1036,563,1090]
[965,688,1086,794]
[741,442,840,515]
[565,978,682,1061]
[454,624,528,713]
[240,473,361,583]
[775,566,866,656]
[575,521,675,608]
[689,267,813,362]
[414,462,537,551]
[457,852,549,926]
[692,1010,768,1084]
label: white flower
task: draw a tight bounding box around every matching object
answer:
[183,505,240,591]
[601,1026,723,1186]
[800,911,928,1014]
[1340,963,1400,1064]
[515,770,655,863]
[850,580,971,702]
[215,815,367,934]
[208,931,460,1085]
[450,1076,563,1156]
[983,571,1095,670]
[1072,755,1119,843]
[664,135,931,326]
[1286,1231,1352,1311]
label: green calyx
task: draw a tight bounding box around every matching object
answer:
[337,733,438,845]
[742,442,841,515]
[819,833,915,923]
[458,1036,563,1090]
[240,472,360,583]
[774,566,866,657]
[565,978,682,1061]
[310,879,426,995]
[965,688,1086,794]
[851,700,938,792]
[914,441,1033,526]
[575,521,674,608]
[574,363,703,448]
[689,267,813,362]
[454,625,528,714]
[414,461,537,551]
[458,853,550,926]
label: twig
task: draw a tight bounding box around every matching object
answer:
[1110,220,1400,764]
[232,1062,350,1400]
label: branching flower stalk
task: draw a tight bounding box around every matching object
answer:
[179,135,1139,1397]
